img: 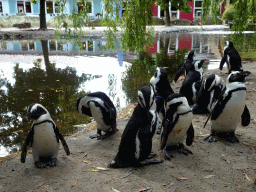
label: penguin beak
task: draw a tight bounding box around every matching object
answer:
[24,112,32,122]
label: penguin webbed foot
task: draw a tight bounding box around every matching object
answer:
[178,143,193,156]
[97,128,119,140]
[204,131,218,143]
[35,161,47,168]
[226,132,239,143]
[142,158,163,166]
[163,149,174,160]
[48,158,57,167]
[147,152,156,159]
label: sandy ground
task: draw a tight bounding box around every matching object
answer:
[0,61,256,192]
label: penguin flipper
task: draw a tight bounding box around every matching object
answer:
[21,127,34,163]
[241,105,250,127]
[186,123,194,146]
[160,118,175,150]
[54,126,70,156]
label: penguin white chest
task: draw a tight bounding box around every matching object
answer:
[212,90,246,132]
[166,112,193,146]
[32,122,59,160]
[89,102,111,132]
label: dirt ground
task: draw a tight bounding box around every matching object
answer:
[1,61,256,192]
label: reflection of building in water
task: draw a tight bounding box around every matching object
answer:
[147,33,223,61]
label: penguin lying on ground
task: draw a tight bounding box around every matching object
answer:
[174,50,195,82]
[108,85,163,168]
[160,93,194,160]
[180,60,205,105]
[204,71,251,143]
[21,103,70,168]
[192,74,225,114]
[77,92,118,140]
[150,65,174,133]
[219,41,243,74]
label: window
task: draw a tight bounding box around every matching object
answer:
[195,1,202,8]
[55,2,60,13]
[77,2,84,13]
[86,1,92,13]
[25,2,31,13]
[0,2,2,12]
[46,1,53,14]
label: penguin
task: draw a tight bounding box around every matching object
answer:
[219,41,243,74]
[108,85,163,168]
[160,93,194,160]
[192,74,225,114]
[204,71,251,143]
[77,92,118,140]
[173,50,195,82]
[180,60,205,105]
[150,65,174,133]
[21,103,70,168]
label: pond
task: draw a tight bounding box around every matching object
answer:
[0,31,256,157]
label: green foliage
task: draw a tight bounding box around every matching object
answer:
[156,0,193,13]
[222,4,236,21]
[202,0,222,24]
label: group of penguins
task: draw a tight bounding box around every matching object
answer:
[20,41,251,168]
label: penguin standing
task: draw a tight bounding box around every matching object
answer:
[174,50,195,82]
[160,93,194,160]
[150,65,174,123]
[77,92,118,140]
[219,41,243,73]
[21,103,70,168]
[192,74,225,114]
[204,71,251,143]
[108,85,163,168]
[180,60,205,105]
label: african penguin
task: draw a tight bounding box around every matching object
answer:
[192,74,225,114]
[21,103,70,168]
[108,85,163,168]
[77,92,118,140]
[180,60,205,105]
[150,65,174,133]
[219,41,243,73]
[174,50,195,82]
[204,71,251,143]
[160,93,194,160]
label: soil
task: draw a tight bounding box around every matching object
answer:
[1,61,256,192]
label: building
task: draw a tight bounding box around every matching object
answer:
[0,0,103,20]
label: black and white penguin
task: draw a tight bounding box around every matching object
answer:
[192,74,225,114]
[160,93,194,160]
[174,50,195,82]
[77,92,118,140]
[21,103,70,168]
[108,85,163,168]
[219,41,243,73]
[150,65,174,133]
[204,71,251,143]
[180,60,205,105]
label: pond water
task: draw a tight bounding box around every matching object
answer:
[0,31,255,157]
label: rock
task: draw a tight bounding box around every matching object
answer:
[151,16,165,25]
[13,22,31,29]
[192,19,201,25]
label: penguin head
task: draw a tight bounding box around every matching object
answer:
[150,66,168,85]
[187,50,195,60]
[226,41,233,48]
[77,95,92,116]
[227,71,251,83]
[25,103,50,121]
[138,85,155,110]
[193,60,205,71]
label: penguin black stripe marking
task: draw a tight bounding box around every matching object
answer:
[211,87,246,120]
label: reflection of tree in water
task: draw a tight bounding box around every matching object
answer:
[122,48,188,103]
[0,40,102,155]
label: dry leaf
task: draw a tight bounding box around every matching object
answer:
[224,182,231,187]
[88,170,99,172]
[138,187,152,192]
[82,160,91,164]
[244,173,252,182]
[111,187,120,192]
[95,167,111,171]
[121,171,133,179]
[197,134,209,137]
[203,175,216,179]
[71,179,78,187]
[177,177,188,181]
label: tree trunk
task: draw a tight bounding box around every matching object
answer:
[40,0,47,30]
[41,40,51,75]
[165,6,171,26]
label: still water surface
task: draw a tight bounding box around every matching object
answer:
[0,32,255,157]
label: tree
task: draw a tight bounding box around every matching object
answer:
[155,0,193,26]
